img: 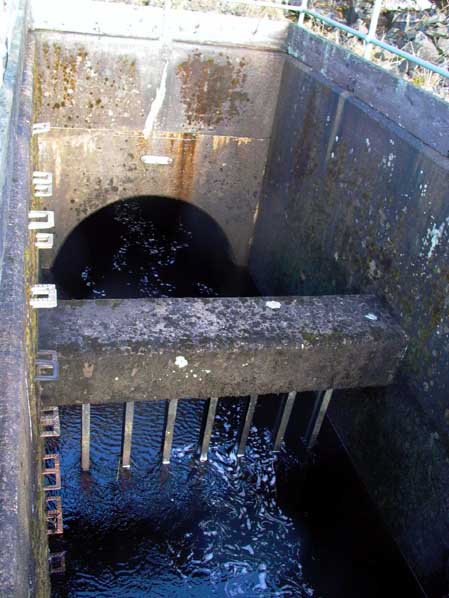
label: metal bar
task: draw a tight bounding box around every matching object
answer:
[303,7,449,78]
[273,391,297,452]
[199,397,219,462]
[42,454,62,491]
[81,404,91,471]
[304,389,334,449]
[40,406,60,438]
[46,495,63,535]
[121,401,134,468]
[162,399,178,465]
[364,0,383,59]
[366,36,449,79]
[237,395,258,458]
[298,0,307,26]
[48,552,66,575]
[223,0,449,79]
[35,350,59,381]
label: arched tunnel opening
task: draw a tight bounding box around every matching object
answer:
[50,196,257,300]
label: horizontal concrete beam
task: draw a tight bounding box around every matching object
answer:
[39,295,407,407]
[30,0,289,50]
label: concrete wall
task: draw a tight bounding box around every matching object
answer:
[31,6,287,267]
[0,1,50,595]
[250,40,449,596]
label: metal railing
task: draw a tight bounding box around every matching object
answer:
[225,0,449,80]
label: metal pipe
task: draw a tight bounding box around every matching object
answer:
[200,397,219,462]
[121,401,134,468]
[224,0,449,80]
[298,0,307,27]
[81,403,91,471]
[304,389,333,449]
[364,0,383,60]
[273,391,297,452]
[162,399,178,465]
[237,395,258,458]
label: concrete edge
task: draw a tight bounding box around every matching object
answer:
[0,0,28,287]
[30,0,290,51]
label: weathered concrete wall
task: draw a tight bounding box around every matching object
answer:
[287,25,449,157]
[0,2,50,595]
[250,52,449,594]
[31,12,286,267]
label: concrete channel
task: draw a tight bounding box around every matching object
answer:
[0,0,448,595]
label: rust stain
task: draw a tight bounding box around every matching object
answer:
[137,131,199,200]
[211,135,252,153]
[37,41,142,126]
[172,133,199,200]
[212,136,231,153]
[176,51,250,127]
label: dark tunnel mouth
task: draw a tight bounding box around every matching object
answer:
[49,195,258,300]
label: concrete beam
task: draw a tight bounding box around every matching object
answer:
[30,0,289,50]
[39,295,407,407]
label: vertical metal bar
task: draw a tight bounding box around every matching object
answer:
[199,397,219,462]
[162,399,178,465]
[121,401,134,468]
[304,389,334,449]
[237,395,258,458]
[298,0,308,26]
[273,391,297,452]
[364,0,383,59]
[81,403,91,471]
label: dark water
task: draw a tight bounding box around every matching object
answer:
[47,197,422,598]
[50,196,255,299]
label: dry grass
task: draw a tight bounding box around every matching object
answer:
[301,11,449,103]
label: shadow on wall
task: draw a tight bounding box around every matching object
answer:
[50,195,257,299]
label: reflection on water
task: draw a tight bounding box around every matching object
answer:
[48,197,421,598]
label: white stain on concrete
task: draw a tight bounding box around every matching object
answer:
[425,217,449,259]
[175,356,188,368]
[365,313,378,321]
[266,301,281,310]
[143,62,168,138]
[141,155,173,165]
